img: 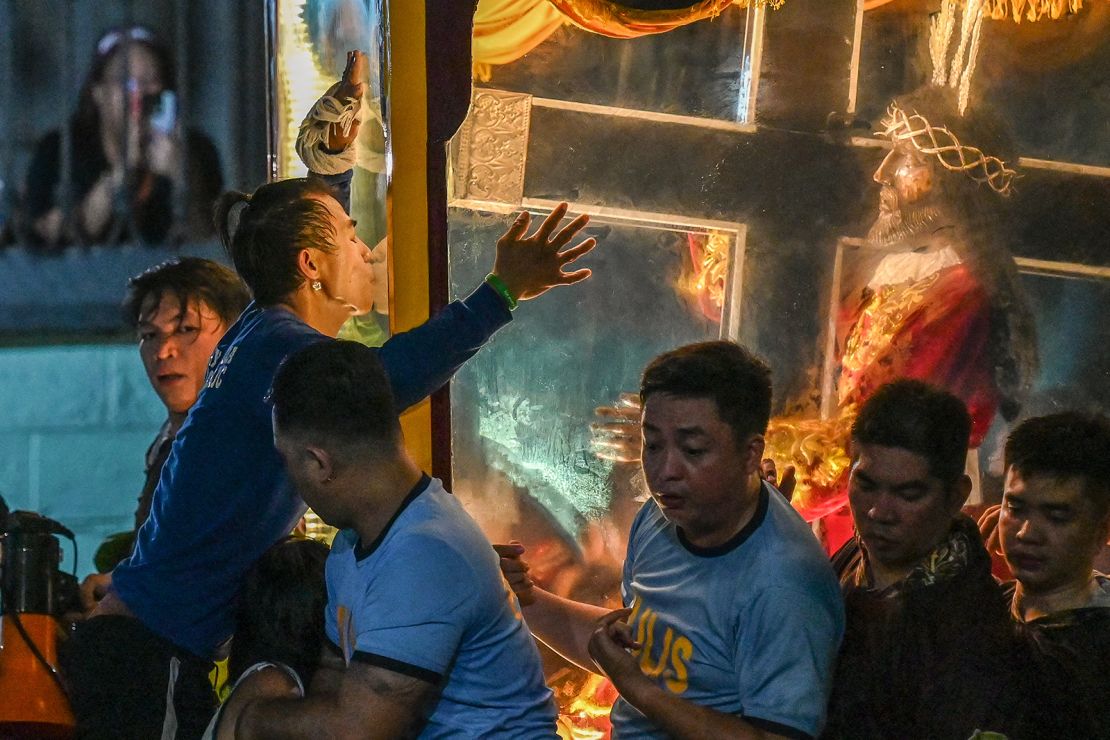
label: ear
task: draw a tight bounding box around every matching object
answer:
[742,434,766,476]
[303,444,336,485]
[949,474,973,514]
[296,248,322,283]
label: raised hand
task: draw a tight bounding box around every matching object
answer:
[326,50,368,152]
[590,392,642,463]
[491,203,596,303]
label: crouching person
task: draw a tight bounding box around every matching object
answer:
[235,341,558,739]
[502,341,845,739]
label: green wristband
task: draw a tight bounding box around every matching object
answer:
[485,273,518,311]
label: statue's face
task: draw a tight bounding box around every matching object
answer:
[866,140,946,248]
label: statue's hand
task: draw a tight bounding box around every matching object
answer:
[590,393,642,463]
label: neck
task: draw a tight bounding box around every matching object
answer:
[167,411,187,436]
[349,453,425,549]
[277,287,348,337]
[684,473,763,549]
[1013,574,1098,622]
[866,559,915,591]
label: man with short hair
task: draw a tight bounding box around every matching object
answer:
[823,379,1056,739]
[83,257,250,577]
[124,258,251,527]
[503,341,844,739]
[241,340,557,739]
[997,411,1110,736]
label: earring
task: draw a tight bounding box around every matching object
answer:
[311,280,323,292]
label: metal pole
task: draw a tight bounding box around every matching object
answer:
[263,0,280,182]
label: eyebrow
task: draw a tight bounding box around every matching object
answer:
[137,312,186,328]
[854,470,929,492]
[643,423,710,438]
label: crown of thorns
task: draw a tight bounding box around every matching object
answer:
[880,103,1017,196]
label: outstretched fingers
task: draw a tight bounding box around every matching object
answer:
[498,211,532,247]
[557,235,597,264]
[548,213,590,251]
[532,202,569,244]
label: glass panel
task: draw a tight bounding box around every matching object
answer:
[451,2,1109,732]
[269,0,391,348]
[479,7,759,123]
[269,0,392,539]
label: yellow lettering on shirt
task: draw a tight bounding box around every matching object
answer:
[627,596,695,696]
[665,636,693,694]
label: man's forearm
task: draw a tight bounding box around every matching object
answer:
[617,673,789,740]
[238,694,341,740]
[522,588,610,672]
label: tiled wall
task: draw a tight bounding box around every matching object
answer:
[0,344,163,578]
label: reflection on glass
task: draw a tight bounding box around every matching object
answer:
[270,0,390,346]
[269,0,392,538]
[448,1,1107,733]
[449,204,744,735]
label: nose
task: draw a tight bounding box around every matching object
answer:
[1015,517,1039,542]
[658,448,684,482]
[873,150,896,185]
[154,334,178,360]
[866,492,897,524]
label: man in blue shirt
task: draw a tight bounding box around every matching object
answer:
[62,52,594,738]
[234,340,557,739]
[501,341,844,739]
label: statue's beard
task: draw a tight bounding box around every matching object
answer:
[866,187,944,248]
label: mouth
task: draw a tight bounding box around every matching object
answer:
[861,530,897,550]
[1007,553,1045,572]
[653,493,685,510]
[156,372,188,386]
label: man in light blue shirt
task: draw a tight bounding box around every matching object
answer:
[237,340,557,739]
[500,341,844,739]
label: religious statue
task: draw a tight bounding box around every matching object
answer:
[771,84,1038,520]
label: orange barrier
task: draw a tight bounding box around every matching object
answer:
[0,614,75,739]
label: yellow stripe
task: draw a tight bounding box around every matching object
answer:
[388,0,433,472]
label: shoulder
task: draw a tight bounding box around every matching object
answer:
[625,500,670,559]
[739,496,843,607]
[389,494,481,568]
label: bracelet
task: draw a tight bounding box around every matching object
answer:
[485,273,518,311]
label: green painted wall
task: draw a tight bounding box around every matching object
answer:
[0,344,164,578]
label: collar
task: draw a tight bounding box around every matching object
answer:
[354,473,432,561]
[854,515,979,597]
[677,481,770,558]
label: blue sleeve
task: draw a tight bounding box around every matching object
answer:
[375,282,512,411]
[348,536,473,679]
[734,586,844,739]
[315,169,354,214]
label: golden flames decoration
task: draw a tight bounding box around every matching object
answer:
[984,0,1086,22]
[865,0,1088,22]
[765,409,857,522]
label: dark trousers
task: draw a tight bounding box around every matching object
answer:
[61,615,217,739]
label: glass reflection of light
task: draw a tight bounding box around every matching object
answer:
[275,0,332,177]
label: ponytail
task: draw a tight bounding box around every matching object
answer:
[211,178,338,306]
